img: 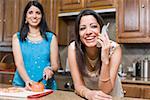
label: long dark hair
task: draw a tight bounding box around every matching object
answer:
[19,0,50,41]
[72,9,104,75]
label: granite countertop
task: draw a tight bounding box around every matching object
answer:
[0,84,149,100]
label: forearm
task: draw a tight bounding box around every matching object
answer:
[16,64,30,83]
[74,84,91,99]
[98,63,113,93]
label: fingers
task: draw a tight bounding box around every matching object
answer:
[93,91,112,100]
[25,80,35,91]
[97,91,112,99]
[88,90,112,100]
[97,33,110,49]
[43,68,54,80]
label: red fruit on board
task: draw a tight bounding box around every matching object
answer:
[31,82,44,92]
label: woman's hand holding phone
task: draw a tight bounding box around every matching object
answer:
[97,23,111,64]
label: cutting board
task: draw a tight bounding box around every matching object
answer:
[0,87,53,98]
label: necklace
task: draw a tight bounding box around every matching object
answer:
[28,32,41,38]
[27,32,43,43]
[85,52,100,72]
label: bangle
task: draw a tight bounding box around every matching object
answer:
[79,88,84,97]
[100,77,110,82]
[44,66,55,73]
[79,87,89,99]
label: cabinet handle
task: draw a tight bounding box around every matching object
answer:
[77,0,80,3]
[3,19,6,22]
[123,90,126,95]
[9,79,12,83]
[141,4,145,8]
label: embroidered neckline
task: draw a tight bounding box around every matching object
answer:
[26,38,43,44]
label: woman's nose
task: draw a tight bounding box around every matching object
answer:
[85,28,92,35]
[33,13,37,18]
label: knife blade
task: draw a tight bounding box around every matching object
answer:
[38,78,43,83]
[38,75,46,83]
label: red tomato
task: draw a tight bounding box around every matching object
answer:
[31,82,44,92]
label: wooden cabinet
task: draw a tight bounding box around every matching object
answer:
[116,0,150,43]
[58,17,76,45]
[142,86,150,99]
[0,0,20,47]
[86,0,114,8]
[0,71,14,84]
[0,0,59,51]
[38,0,59,34]
[122,83,150,99]
[60,0,84,12]
[60,0,115,12]
[122,84,141,98]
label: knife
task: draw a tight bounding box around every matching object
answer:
[38,75,46,83]
[27,90,53,98]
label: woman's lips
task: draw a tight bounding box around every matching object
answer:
[85,36,96,43]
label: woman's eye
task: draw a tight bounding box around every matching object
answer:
[28,11,33,14]
[80,27,85,31]
[36,11,41,15]
[91,25,98,28]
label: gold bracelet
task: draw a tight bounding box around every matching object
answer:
[100,77,110,82]
[79,88,85,97]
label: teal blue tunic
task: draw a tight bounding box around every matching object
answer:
[13,32,57,90]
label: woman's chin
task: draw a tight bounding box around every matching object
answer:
[85,43,97,48]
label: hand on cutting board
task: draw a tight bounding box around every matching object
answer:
[25,80,36,91]
[25,80,44,92]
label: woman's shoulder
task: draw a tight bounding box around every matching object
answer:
[46,31,54,40]
[46,31,53,36]
[12,32,19,41]
[68,41,75,50]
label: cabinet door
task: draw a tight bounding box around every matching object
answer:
[86,0,114,9]
[148,0,150,36]
[58,17,75,45]
[0,0,4,42]
[60,0,84,12]
[142,86,150,99]
[116,0,148,43]
[122,84,141,98]
[0,72,14,84]
[1,0,20,46]
[38,0,59,34]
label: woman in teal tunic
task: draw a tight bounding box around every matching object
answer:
[12,1,59,90]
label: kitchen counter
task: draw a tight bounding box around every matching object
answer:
[121,77,150,85]
[0,84,149,100]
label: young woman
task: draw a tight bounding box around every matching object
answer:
[12,1,59,90]
[68,9,124,100]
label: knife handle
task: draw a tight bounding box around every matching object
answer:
[27,90,53,98]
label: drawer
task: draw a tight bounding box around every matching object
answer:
[54,73,74,91]
[0,71,14,84]
[142,86,150,99]
[122,84,141,98]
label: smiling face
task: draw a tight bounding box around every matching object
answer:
[26,5,42,28]
[79,15,100,47]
